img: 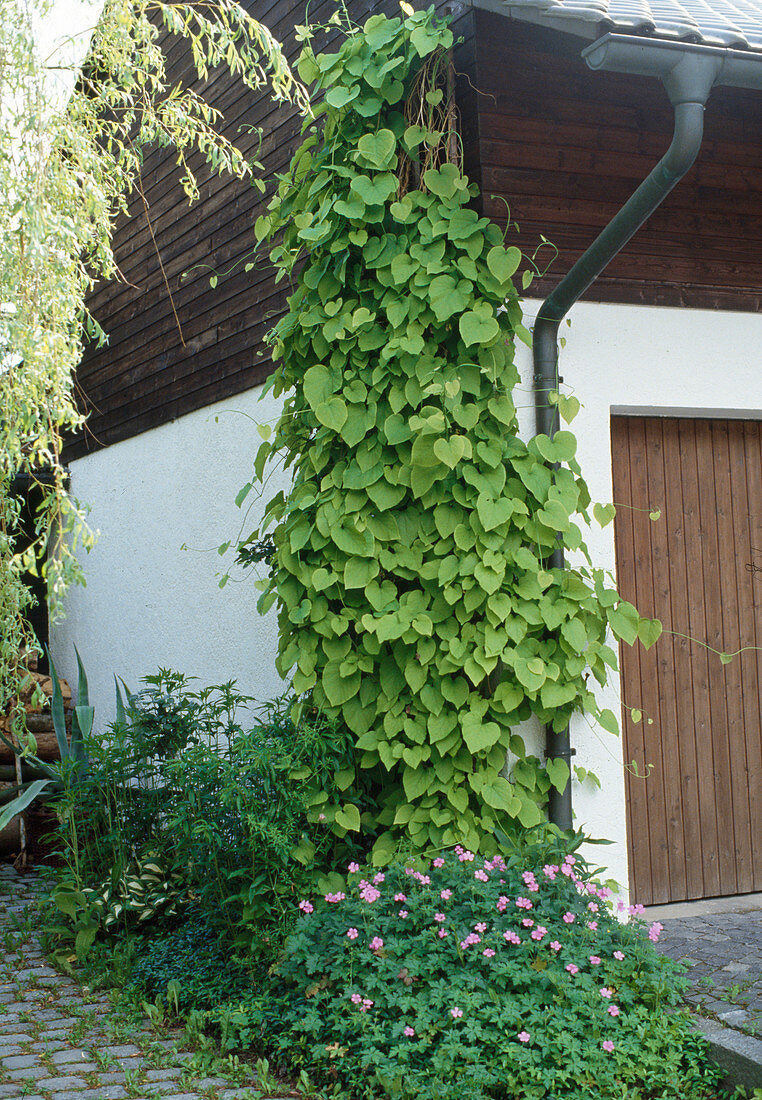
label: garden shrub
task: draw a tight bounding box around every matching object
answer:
[219,842,722,1100]
[51,675,373,959]
[126,907,254,1012]
[247,5,662,864]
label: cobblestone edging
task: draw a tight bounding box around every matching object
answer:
[0,867,294,1100]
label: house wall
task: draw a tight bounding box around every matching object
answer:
[54,298,761,896]
[69,0,478,459]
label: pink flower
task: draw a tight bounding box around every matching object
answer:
[563,855,576,866]
[348,862,360,874]
[608,1004,620,1017]
[350,993,362,1004]
[504,931,521,945]
[648,921,664,943]
[517,1030,530,1043]
[347,928,359,940]
[394,893,407,902]
[475,922,487,933]
[496,895,509,913]
[451,1007,464,1018]
[516,897,533,910]
[325,892,345,903]
[458,851,474,862]
[531,926,547,941]
[360,885,381,904]
[460,933,481,949]
[598,886,612,900]
[588,902,599,913]
[432,857,445,868]
[404,1025,415,1037]
[562,912,575,923]
[617,900,626,913]
[360,998,373,1012]
[587,921,598,931]
[398,909,408,918]
[438,928,448,938]
[483,948,496,957]
[543,864,559,879]
[549,940,562,952]
[600,987,613,999]
[522,918,534,928]
[589,956,602,965]
[602,1040,614,1053]
[475,869,489,882]
[373,873,385,885]
[613,950,625,961]
[318,813,326,822]
[629,903,645,917]
[369,936,384,951]
[298,900,313,914]
[566,963,579,975]
[441,889,453,900]
[434,913,446,923]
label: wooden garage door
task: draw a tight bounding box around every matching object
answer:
[611,415,762,906]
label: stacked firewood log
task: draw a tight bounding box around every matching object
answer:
[0,652,72,861]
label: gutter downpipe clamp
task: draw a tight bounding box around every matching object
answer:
[536,38,724,833]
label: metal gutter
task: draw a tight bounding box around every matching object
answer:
[535,35,762,832]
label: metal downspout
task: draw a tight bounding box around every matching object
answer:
[537,84,711,832]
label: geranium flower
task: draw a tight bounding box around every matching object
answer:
[517,1031,530,1043]
[369,936,384,951]
[451,1007,463,1018]
[346,928,359,940]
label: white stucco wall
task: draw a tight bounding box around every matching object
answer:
[53,386,290,727]
[53,298,762,895]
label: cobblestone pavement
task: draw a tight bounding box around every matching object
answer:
[0,866,295,1100]
[653,905,762,1038]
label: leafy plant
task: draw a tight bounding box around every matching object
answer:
[125,907,254,1012]
[223,844,722,1099]
[49,676,374,959]
[244,6,661,863]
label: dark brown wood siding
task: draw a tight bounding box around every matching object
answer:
[611,415,762,906]
[71,0,477,458]
[473,12,762,313]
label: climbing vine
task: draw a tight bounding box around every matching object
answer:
[248,5,661,862]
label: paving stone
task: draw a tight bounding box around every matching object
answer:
[37,1075,90,1089]
[2,1052,39,1068]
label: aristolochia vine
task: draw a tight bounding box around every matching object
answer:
[247,5,660,862]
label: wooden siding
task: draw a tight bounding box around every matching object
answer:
[473,12,762,312]
[70,0,477,458]
[75,7,762,455]
[611,415,762,905]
